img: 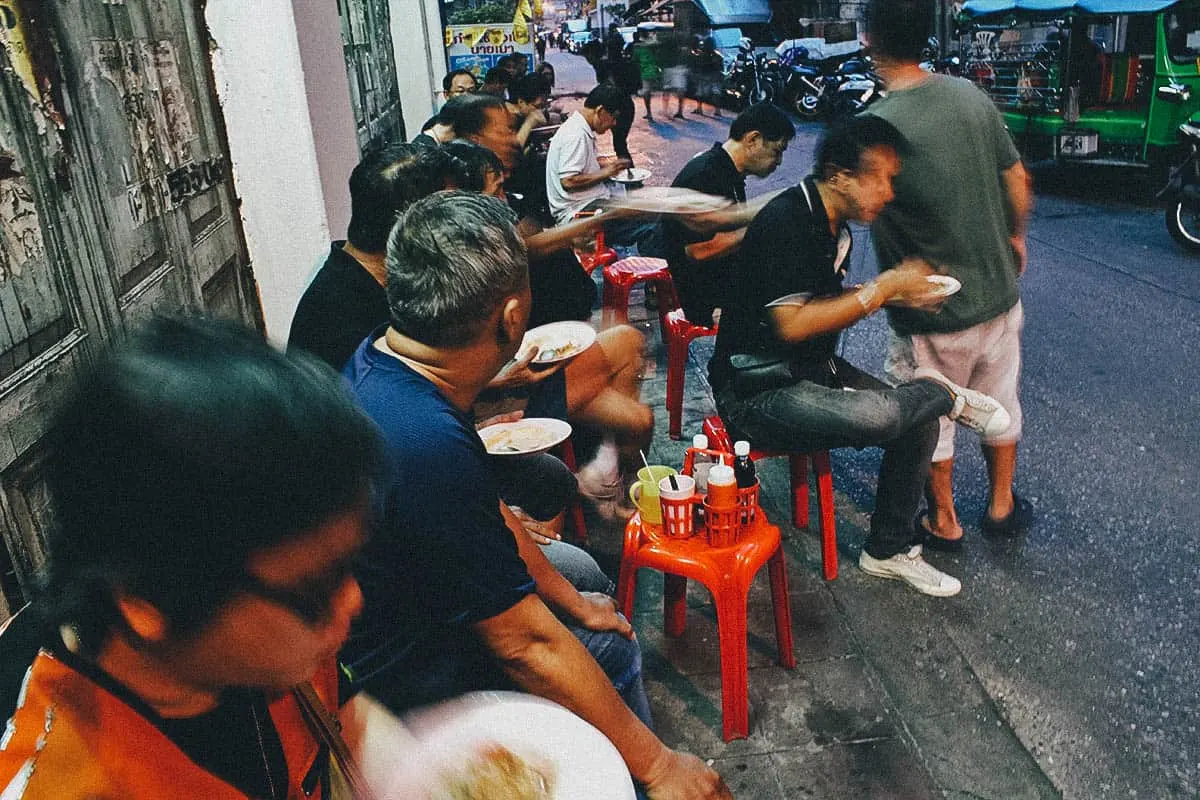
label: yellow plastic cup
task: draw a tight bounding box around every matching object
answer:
[628,465,678,524]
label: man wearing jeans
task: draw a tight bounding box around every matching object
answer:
[711,117,1011,597]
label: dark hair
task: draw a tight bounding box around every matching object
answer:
[584,83,628,112]
[536,61,556,87]
[433,93,474,127]
[442,139,505,191]
[39,316,384,651]
[442,68,478,94]
[481,67,512,95]
[452,93,508,139]
[868,0,935,62]
[509,73,552,105]
[729,103,795,144]
[347,143,452,252]
[815,115,904,179]
[386,192,528,348]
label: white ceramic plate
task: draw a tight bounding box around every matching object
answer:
[766,292,815,307]
[610,167,651,184]
[479,418,572,456]
[925,274,962,297]
[606,187,732,215]
[402,693,637,800]
[522,321,596,365]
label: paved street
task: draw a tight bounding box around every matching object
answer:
[545,50,1198,799]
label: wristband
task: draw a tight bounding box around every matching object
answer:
[855,281,880,314]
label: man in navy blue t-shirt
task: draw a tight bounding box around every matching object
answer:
[341,191,731,799]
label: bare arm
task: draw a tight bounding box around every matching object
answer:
[769,259,939,343]
[561,159,632,192]
[1002,160,1033,274]
[684,227,746,263]
[500,501,632,638]
[522,207,645,261]
[474,595,731,798]
[680,188,787,234]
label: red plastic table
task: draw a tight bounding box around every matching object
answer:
[615,509,797,740]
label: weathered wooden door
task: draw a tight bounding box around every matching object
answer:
[339,0,405,152]
[0,0,257,617]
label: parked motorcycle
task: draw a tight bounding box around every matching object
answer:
[1158,113,1200,251]
[723,38,777,108]
[778,48,883,120]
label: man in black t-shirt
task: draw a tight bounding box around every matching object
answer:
[659,103,794,326]
[712,117,1013,598]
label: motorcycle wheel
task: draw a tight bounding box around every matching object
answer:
[793,91,823,119]
[1166,199,1200,251]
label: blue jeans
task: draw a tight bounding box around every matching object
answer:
[716,357,952,559]
[569,622,654,729]
[543,539,616,595]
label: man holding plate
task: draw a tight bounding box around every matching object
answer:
[342,191,731,800]
[711,117,1012,598]
[866,0,1034,548]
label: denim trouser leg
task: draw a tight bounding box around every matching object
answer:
[717,357,952,559]
[543,539,617,595]
[570,623,654,729]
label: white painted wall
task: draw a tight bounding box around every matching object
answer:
[390,0,446,132]
[205,0,352,345]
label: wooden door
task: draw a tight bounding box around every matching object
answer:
[0,1,256,617]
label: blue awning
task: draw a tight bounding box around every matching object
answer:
[686,0,772,26]
[962,0,1179,17]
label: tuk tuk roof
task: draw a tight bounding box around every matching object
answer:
[961,0,1178,18]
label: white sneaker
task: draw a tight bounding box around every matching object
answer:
[914,368,1011,438]
[859,545,962,597]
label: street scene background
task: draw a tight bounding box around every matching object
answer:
[544,48,1198,799]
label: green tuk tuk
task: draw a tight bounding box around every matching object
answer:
[956,0,1200,169]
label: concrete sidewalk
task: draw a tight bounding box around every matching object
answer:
[577,302,1060,799]
[541,49,1063,799]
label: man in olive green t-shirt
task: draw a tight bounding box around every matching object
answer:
[866,0,1035,549]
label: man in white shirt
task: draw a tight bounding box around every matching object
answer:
[545,84,655,249]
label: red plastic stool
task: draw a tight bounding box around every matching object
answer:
[577,227,618,275]
[703,416,838,580]
[664,307,717,440]
[616,510,795,741]
[554,438,588,546]
[601,256,672,325]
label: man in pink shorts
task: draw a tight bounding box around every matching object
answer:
[866,0,1034,548]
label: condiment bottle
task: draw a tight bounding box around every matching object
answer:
[705,462,738,509]
[691,434,715,493]
[733,440,757,488]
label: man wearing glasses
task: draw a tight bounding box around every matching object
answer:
[0,317,382,798]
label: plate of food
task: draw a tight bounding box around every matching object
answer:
[479,418,572,456]
[610,167,651,184]
[384,693,636,800]
[606,186,733,215]
[522,321,595,365]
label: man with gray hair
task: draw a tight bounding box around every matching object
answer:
[341,192,731,799]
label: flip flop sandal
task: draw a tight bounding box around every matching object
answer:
[981,493,1033,537]
[917,511,964,553]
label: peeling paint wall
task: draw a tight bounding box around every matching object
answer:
[204,0,335,345]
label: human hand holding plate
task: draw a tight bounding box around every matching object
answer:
[522,321,596,365]
[479,418,572,456]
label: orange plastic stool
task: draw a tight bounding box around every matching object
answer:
[601,256,673,325]
[616,511,795,741]
[703,416,838,580]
